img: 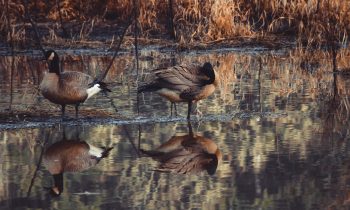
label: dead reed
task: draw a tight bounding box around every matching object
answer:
[0,0,349,48]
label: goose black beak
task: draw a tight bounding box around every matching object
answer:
[50,187,62,196]
[43,186,62,197]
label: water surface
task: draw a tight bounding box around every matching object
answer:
[1,48,350,209]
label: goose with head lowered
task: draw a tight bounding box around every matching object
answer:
[138,62,219,120]
[40,50,111,118]
[140,122,222,175]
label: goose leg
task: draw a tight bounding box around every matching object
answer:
[61,105,66,118]
[170,102,178,117]
[170,102,173,117]
[187,121,193,136]
[170,102,178,118]
[187,101,192,120]
[75,104,79,118]
[196,108,203,119]
[174,103,178,116]
[194,102,202,119]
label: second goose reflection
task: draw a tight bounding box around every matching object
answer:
[141,123,222,175]
[43,138,113,196]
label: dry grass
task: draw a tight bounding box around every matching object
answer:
[0,0,349,48]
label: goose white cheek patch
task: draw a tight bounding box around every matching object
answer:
[86,84,102,99]
[88,143,103,158]
[48,52,55,60]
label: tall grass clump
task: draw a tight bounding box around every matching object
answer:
[0,0,349,48]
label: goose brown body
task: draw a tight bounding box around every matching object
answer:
[40,50,110,118]
[138,63,219,119]
[43,140,112,196]
[40,71,93,105]
[43,141,99,174]
[141,133,221,175]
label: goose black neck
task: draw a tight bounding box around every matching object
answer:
[202,62,215,84]
[207,71,215,84]
[53,173,63,194]
[205,154,218,175]
[49,57,60,75]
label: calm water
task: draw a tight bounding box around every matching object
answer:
[1,48,350,210]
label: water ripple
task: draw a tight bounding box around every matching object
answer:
[0,111,287,130]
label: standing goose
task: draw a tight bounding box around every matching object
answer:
[138,62,219,119]
[40,50,111,118]
[43,140,113,196]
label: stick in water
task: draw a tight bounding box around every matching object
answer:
[23,0,46,57]
[97,10,135,82]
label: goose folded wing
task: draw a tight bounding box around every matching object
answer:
[153,65,208,91]
[179,87,202,100]
[157,152,210,174]
[59,72,93,87]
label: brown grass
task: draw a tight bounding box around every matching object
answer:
[0,0,349,48]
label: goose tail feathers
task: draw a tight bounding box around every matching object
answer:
[97,81,111,92]
[88,143,113,159]
[86,80,111,99]
[101,147,113,158]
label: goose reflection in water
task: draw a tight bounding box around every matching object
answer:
[141,122,222,175]
[43,138,113,196]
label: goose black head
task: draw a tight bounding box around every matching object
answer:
[50,173,63,196]
[45,50,60,75]
[204,153,219,175]
[201,62,215,84]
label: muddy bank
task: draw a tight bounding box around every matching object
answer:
[0,22,295,56]
[0,37,296,56]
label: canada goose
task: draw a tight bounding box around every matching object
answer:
[138,62,219,119]
[43,140,113,196]
[40,50,111,118]
[140,123,221,175]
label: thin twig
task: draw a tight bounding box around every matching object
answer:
[23,0,46,57]
[22,0,47,107]
[188,121,193,137]
[6,0,15,111]
[98,6,135,114]
[103,92,118,113]
[133,0,139,79]
[138,124,141,150]
[332,48,338,100]
[258,57,262,113]
[56,0,69,38]
[122,125,140,157]
[133,0,140,114]
[168,0,176,39]
[97,11,134,82]
[27,129,50,197]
